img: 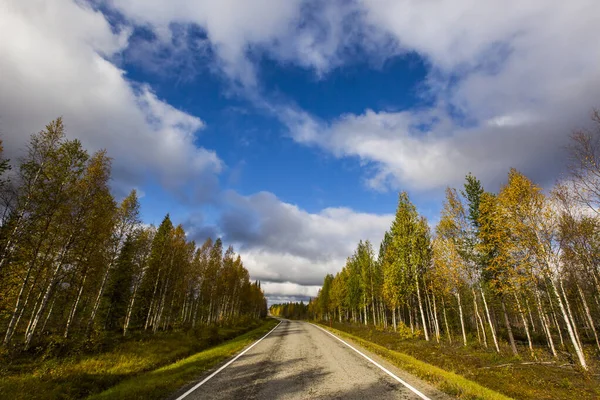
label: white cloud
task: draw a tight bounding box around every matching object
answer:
[282,106,572,191]
[0,0,221,195]
[278,0,600,192]
[185,191,393,293]
[260,282,321,299]
[99,0,600,194]
[105,0,305,86]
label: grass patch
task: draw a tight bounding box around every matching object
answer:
[319,322,600,400]
[89,319,278,400]
[0,319,277,400]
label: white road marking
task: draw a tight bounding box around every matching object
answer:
[175,321,282,400]
[311,323,432,400]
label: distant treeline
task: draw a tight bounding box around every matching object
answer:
[269,302,310,319]
[312,111,600,371]
[0,119,267,351]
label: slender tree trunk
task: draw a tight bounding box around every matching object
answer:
[501,297,518,355]
[64,271,87,338]
[145,269,162,330]
[86,256,117,335]
[4,265,35,345]
[409,303,414,333]
[546,288,565,347]
[3,220,59,345]
[472,288,487,347]
[432,293,440,343]
[123,276,142,336]
[442,297,452,344]
[535,287,557,357]
[24,286,44,342]
[560,279,583,350]
[24,238,72,349]
[41,297,56,333]
[424,287,436,339]
[455,292,466,346]
[514,292,534,357]
[7,279,37,345]
[481,288,500,352]
[550,278,587,370]
[392,306,397,332]
[577,282,600,351]
[415,277,429,341]
[154,278,170,333]
[526,297,536,332]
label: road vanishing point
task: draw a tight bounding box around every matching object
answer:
[171,319,449,400]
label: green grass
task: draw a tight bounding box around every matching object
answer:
[88,319,278,400]
[0,319,277,400]
[319,322,600,400]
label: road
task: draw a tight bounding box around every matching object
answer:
[173,319,449,400]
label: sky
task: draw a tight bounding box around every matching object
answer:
[1,0,599,304]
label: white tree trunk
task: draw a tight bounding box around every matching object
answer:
[577,282,600,351]
[472,288,487,347]
[514,292,534,356]
[64,271,87,338]
[551,278,587,370]
[535,287,557,357]
[455,292,467,346]
[415,277,429,341]
[481,288,500,353]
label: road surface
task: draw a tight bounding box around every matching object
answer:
[173,319,448,400]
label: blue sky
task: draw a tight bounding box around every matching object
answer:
[1,0,598,303]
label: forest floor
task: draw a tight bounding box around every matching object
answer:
[0,318,278,400]
[320,321,600,400]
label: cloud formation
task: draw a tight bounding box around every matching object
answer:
[280,0,600,192]
[106,0,599,192]
[0,0,221,197]
[186,191,393,287]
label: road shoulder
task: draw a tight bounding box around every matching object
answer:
[314,322,511,400]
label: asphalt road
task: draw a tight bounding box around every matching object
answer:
[175,319,449,400]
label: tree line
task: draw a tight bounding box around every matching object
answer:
[0,119,267,351]
[269,302,309,320]
[312,111,600,370]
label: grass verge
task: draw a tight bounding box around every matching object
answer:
[0,319,277,400]
[318,323,511,400]
[88,319,278,400]
[318,322,600,400]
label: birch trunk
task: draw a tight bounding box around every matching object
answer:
[514,292,534,356]
[577,282,600,351]
[559,279,583,350]
[455,292,466,346]
[432,293,440,343]
[501,297,518,355]
[4,265,35,345]
[550,278,587,370]
[442,297,452,344]
[472,288,487,347]
[64,271,87,338]
[415,277,429,341]
[481,288,500,353]
[535,287,557,357]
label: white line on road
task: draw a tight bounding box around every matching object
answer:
[311,323,431,400]
[175,321,282,400]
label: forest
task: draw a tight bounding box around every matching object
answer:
[269,302,309,320]
[310,112,600,371]
[0,118,267,353]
